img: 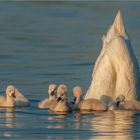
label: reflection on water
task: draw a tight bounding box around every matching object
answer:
[90,111,134,140]
[42,110,139,140]
[5,108,15,128]
[0,1,139,139]
[71,110,137,140]
[0,107,140,139]
[0,108,16,137]
[4,108,15,137]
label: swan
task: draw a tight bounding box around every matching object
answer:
[38,84,57,108]
[109,94,140,110]
[7,85,29,107]
[73,86,107,111]
[0,86,16,107]
[49,84,71,112]
[85,11,140,105]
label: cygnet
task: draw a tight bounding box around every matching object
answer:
[49,84,71,112]
[38,84,57,108]
[73,86,107,111]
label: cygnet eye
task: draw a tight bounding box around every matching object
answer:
[9,90,12,92]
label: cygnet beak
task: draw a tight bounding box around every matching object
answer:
[73,97,76,103]
[116,100,121,107]
[57,96,62,102]
[51,91,55,96]
[11,92,16,98]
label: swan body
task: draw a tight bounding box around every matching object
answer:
[85,11,140,105]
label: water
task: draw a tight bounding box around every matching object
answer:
[0,1,140,139]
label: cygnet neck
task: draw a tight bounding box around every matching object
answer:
[49,94,56,100]
[75,94,83,104]
[6,94,15,107]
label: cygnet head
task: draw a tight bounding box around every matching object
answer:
[73,86,83,98]
[116,94,125,102]
[115,94,125,107]
[6,85,16,98]
[73,86,83,103]
[48,84,57,96]
[57,84,67,102]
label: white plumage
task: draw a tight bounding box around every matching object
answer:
[85,11,140,105]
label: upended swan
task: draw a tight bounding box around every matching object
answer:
[49,84,71,112]
[38,84,57,108]
[109,94,140,110]
[85,11,140,105]
[0,85,29,107]
[73,86,107,111]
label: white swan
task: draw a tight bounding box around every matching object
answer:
[85,11,140,105]
[49,84,71,112]
[0,86,16,107]
[109,94,140,110]
[8,85,29,107]
[38,84,57,108]
[73,86,107,111]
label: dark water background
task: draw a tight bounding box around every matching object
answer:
[0,1,140,139]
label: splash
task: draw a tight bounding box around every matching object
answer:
[85,11,140,104]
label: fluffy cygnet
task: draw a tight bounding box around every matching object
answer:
[8,85,29,107]
[38,84,57,108]
[109,94,140,110]
[49,84,71,112]
[0,86,16,107]
[73,86,107,111]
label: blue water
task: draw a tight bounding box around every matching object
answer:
[0,1,140,139]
